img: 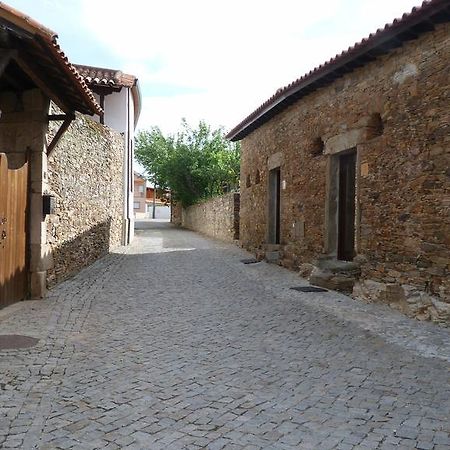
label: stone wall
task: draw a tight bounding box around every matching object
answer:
[180,193,240,242]
[239,23,450,324]
[171,202,183,226]
[46,112,124,286]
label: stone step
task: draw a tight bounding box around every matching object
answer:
[309,268,357,293]
[315,257,361,275]
[309,256,361,293]
[265,251,281,263]
[264,244,282,252]
[281,258,296,270]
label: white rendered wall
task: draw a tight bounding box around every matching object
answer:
[91,88,136,244]
[104,89,128,132]
[91,90,128,133]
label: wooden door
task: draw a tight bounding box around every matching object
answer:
[337,151,356,261]
[0,153,28,308]
[268,167,281,244]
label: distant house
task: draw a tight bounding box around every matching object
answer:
[146,187,169,206]
[0,3,132,308]
[75,64,141,244]
[133,172,148,218]
[133,172,170,219]
[227,0,450,323]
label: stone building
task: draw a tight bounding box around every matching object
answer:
[0,4,127,307]
[75,64,141,244]
[227,0,450,324]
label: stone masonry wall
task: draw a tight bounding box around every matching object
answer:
[239,23,450,324]
[46,112,124,286]
[171,202,183,226]
[181,193,240,242]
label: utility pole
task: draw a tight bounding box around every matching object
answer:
[152,185,156,219]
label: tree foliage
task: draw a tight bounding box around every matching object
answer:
[135,120,240,207]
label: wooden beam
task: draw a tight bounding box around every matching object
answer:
[99,93,105,125]
[48,113,74,121]
[47,115,74,155]
[13,53,70,113]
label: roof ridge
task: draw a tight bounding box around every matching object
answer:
[0,1,56,40]
[226,0,449,140]
[74,63,120,73]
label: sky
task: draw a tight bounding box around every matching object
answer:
[7,0,424,135]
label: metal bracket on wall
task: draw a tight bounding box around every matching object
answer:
[47,112,75,155]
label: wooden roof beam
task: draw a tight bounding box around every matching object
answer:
[13,52,70,113]
[46,113,75,155]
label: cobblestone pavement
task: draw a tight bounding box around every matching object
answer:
[1,221,449,450]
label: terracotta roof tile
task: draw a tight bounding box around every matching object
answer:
[75,64,142,127]
[226,0,450,141]
[0,2,102,115]
[75,64,136,88]
[48,42,102,115]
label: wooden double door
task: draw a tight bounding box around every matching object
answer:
[0,153,28,308]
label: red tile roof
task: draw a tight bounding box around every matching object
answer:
[75,64,142,127]
[0,2,102,116]
[226,0,450,141]
[75,64,137,88]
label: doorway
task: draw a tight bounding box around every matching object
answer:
[268,167,281,244]
[337,151,356,261]
[0,153,29,308]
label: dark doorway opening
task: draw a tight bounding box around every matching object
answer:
[337,151,356,261]
[268,167,281,244]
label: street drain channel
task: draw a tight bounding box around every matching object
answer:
[0,335,39,350]
[241,258,260,264]
[290,286,328,293]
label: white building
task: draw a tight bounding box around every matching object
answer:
[75,65,142,244]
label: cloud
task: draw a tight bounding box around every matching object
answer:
[80,0,423,133]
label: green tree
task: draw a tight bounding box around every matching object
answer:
[135,120,240,206]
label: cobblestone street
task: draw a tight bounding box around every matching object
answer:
[1,221,449,450]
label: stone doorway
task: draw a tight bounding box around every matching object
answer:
[325,147,358,260]
[312,147,360,292]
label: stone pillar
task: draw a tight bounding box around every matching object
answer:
[25,90,51,298]
[0,89,50,299]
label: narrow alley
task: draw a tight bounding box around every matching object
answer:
[1,222,449,450]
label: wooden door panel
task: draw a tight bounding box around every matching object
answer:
[0,153,28,308]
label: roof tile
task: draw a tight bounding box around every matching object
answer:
[75,64,136,88]
[0,2,102,115]
[226,0,450,141]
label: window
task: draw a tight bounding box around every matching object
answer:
[311,137,325,157]
[138,185,144,193]
[133,202,140,209]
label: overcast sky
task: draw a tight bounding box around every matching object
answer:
[8,0,423,135]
